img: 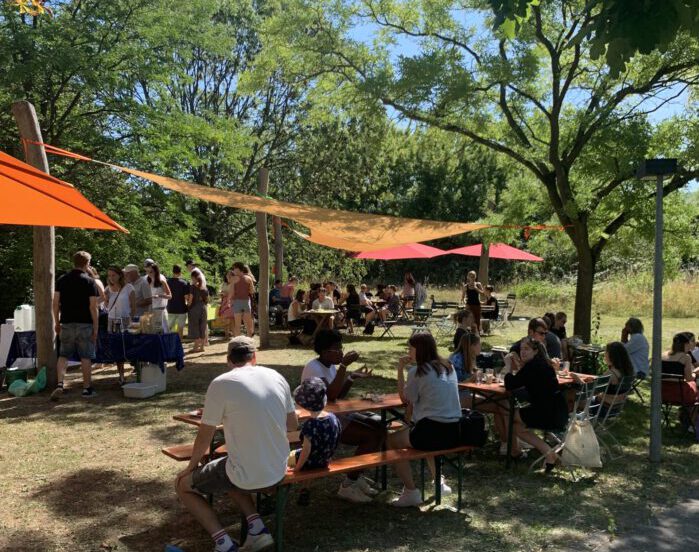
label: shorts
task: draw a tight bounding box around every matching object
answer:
[59,323,95,360]
[167,313,187,331]
[191,457,281,495]
[409,417,461,451]
[232,299,251,314]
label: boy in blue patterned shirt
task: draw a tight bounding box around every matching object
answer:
[290,377,341,472]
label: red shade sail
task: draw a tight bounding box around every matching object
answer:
[0,150,126,232]
[446,243,543,261]
[354,243,447,260]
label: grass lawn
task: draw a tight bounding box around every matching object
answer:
[1,305,697,552]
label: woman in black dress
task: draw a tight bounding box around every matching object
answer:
[505,337,569,470]
[461,270,485,330]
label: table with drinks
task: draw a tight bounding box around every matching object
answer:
[460,366,596,466]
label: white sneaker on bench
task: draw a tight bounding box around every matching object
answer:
[337,482,372,503]
[240,529,273,552]
[354,476,379,497]
[440,476,452,496]
[391,487,422,507]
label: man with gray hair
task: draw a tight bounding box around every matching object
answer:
[124,264,151,317]
[175,337,298,552]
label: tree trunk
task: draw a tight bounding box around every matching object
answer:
[256,168,270,348]
[478,243,490,288]
[573,245,596,343]
[12,101,57,387]
[273,216,283,282]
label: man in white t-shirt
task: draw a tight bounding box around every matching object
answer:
[311,288,334,310]
[175,337,298,552]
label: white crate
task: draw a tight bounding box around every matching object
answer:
[123,382,157,399]
[140,362,167,394]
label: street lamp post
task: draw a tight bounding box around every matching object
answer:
[636,158,677,464]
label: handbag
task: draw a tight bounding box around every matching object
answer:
[458,408,488,447]
[561,411,602,468]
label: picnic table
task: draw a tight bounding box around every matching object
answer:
[301,309,339,340]
[173,392,407,488]
[6,330,185,372]
[460,371,596,466]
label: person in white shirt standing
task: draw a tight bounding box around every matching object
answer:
[175,337,298,552]
[105,266,136,386]
[145,261,172,333]
[124,264,151,317]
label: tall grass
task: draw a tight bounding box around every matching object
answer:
[430,271,699,318]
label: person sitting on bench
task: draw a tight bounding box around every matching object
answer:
[175,337,298,552]
[301,330,381,503]
[389,332,462,507]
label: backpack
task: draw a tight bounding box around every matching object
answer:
[459,409,488,447]
[363,322,375,335]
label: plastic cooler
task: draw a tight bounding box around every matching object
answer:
[123,382,157,399]
[140,362,167,394]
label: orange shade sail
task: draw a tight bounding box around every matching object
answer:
[0,150,126,232]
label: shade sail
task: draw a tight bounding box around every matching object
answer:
[447,243,543,261]
[36,144,488,251]
[354,243,447,260]
[0,150,126,232]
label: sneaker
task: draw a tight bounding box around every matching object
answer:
[50,386,64,402]
[240,529,273,552]
[337,482,372,503]
[440,476,452,496]
[354,476,379,497]
[391,487,422,507]
[81,387,97,398]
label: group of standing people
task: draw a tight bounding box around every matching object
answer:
[49,250,216,398]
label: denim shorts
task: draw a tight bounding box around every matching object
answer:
[232,299,251,314]
[59,323,96,360]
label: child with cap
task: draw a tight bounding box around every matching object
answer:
[290,377,342,473]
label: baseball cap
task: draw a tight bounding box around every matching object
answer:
[227,336,256,356]
[123,264,139,273]
[144,258,155,268]
[293,377,327,412]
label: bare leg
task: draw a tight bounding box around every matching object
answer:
[233,313,242,337]
[513,411,557,463]
[243,312,254,337]
[228,488,258,518]
[117,362,125,381]
[56,356,68,385]
[176,474,225,535]
[80,358,92,388]
[340,419,385,480]
[387,429,416,489]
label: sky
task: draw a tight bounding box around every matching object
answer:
[347,11,695,189]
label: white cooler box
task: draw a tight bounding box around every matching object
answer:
[140,362,167,394]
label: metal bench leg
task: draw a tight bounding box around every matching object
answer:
[420,459,425,502]
[275,485,289,552]
[240,512,248,544]
[434,456,442,506]
[457,454,463,512]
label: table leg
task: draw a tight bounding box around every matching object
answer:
[135,360,141,383]
[506,395,515,468]
[380,409,388,491]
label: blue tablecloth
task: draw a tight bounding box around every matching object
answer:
[6,331,184,372]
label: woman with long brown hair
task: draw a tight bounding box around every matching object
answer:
[389,332,462,507]
[105,266,136,385]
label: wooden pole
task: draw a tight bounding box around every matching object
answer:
[273,216,284,282]
[256,168,270,348]
[11,101,57,387]
[478,242,490,287]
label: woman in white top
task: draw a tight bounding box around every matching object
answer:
[147,263,172,333]
[105,266,136,386]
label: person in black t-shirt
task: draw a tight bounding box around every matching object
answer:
[166,265,191,338]
[51,251,99,400]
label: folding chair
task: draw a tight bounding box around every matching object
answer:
[505,293,517,322]
[528,381,599,475]
[410,307,433,335]
[628,373,646,404]
[491,298,510,329]
[660,367,698,429]
[592,375,635,460]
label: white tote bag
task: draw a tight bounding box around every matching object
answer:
[561,417,603,468]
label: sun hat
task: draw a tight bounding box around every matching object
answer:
[293,377,328,412]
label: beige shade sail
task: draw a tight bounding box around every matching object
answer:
[36,143,490,251]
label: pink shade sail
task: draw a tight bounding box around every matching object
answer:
[354,243,447,260]
[446,243,543,262]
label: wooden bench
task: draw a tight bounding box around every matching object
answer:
[268,445,474,550]
[163,439,474,551]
